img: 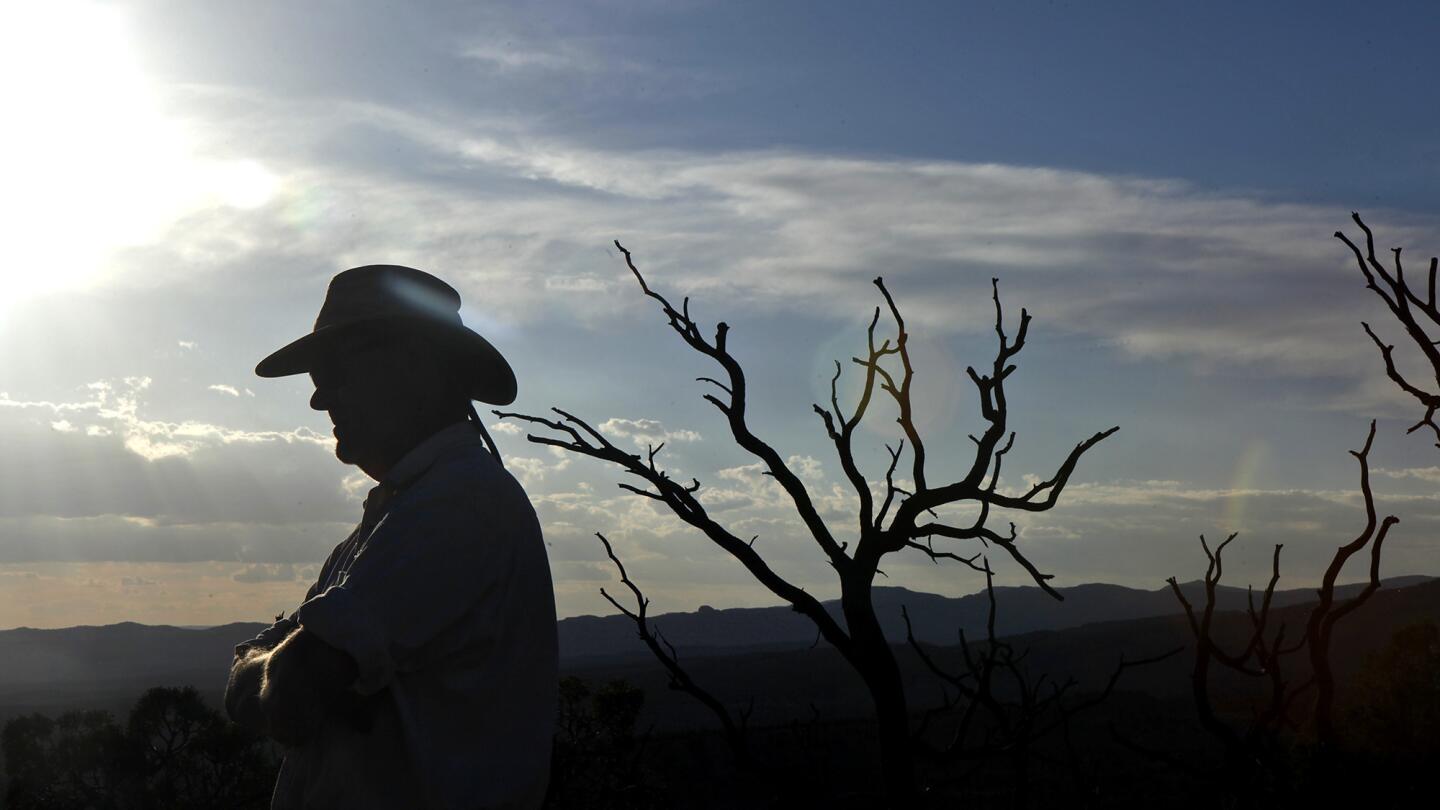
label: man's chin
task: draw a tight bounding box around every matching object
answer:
[333,436,359,466]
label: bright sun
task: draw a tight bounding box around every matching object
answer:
[0,1,279,315]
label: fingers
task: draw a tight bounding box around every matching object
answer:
[257,627,362,746]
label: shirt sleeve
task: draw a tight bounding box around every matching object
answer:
[233,531,356,658]
[295,485,524,695]
[234,614,299,658]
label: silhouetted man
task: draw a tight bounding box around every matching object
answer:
[226,265,557,809]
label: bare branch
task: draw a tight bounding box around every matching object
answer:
[908,559,1179,770]
[1338,214,1440,445]
[872,277,930,494]
[613,241,851,570]
[595,533,750,765]
[912,520,1062,599]
[815,351,880,534]
[979,426,1121,512]
[496,406,853,655]
[1304,420,1400,744]
[874,440,905,529]
[903,540,986,573]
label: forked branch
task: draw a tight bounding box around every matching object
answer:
[1337,213,1440,445]
[844,276,1118,596]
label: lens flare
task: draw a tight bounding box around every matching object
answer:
[1223,441,1268,532]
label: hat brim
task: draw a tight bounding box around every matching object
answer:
[255,319,517,406]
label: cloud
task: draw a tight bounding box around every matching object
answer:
[597,417,702,447]
[1375,466,1440,484]
[0,514,349,565]
[460,41,587,74]
[1,377,331,462]
[131,87,1440,415]
[0,379,359,534]
[208,384,241,397]
[509,454,574,488]
[787,455,824,481]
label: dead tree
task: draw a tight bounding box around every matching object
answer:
[1336,213,1440,446]
[1167,534,1293,785]
[1167,422,1397,790]
[498,243,1117,806]
[904,558,1180,805]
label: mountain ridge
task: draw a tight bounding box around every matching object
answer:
[0,576,1428,692]
[0,577,1435,732]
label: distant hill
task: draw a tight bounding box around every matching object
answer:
[556,575,1435,661]
[563,577,1440,732]
[0,575,1432,725]
[0,621,267,690]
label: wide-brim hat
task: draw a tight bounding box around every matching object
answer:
[255,264,517,406]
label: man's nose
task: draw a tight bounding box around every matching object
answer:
[310,388,331,411]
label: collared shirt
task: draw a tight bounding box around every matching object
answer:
[237,422,558,810]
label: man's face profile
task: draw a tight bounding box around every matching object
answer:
[308,328,443,477]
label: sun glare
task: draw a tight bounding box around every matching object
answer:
[0,2,280,317]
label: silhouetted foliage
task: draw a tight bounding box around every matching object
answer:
[2,687,276,810]
[1344,620,1440,761]
[2,709,129,809]
[546,676,664,810]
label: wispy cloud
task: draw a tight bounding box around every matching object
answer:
[1375,466,1440,483]
[597,417,702,447]
[509,454,573,488]
[460,41,589,74]
[144,93,1440,407]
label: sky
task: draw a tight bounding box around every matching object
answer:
[1,0,1439,629]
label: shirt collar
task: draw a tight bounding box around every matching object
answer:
[363,421,482,513]
[386,421,483,490]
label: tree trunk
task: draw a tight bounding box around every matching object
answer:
[842,574,916,808]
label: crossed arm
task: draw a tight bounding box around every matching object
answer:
[225,626,359,746]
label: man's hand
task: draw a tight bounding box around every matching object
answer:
[225,647,270,733]
[258,627,360,747]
